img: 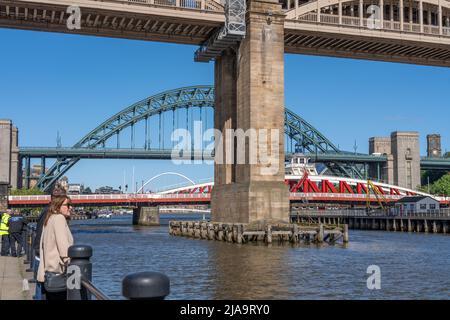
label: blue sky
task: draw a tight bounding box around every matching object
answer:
[1,29,449,190]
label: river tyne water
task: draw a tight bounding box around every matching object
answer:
[70,214,450,300]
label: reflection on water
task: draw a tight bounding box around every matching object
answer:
[70,215,450,300]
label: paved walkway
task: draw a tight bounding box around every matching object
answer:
[0,256,35,300]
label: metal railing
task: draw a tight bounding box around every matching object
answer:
[80,279,110,300]
[91,0,224,12]
[66,245,170,300]
[10,192,450,205]
[292,208,450,218]
[291,192,404,200]
[23,223,37,276]
[23,239,171,299]
[295,12,450,38]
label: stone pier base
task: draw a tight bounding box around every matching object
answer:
[211,182,290,224]
[133,206,160,226]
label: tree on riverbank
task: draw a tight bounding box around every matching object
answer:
[430,174,450,196]
[10,188,45,196]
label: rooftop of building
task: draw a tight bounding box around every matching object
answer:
[396,196,439,203]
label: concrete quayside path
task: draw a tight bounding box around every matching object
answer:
[0,256,35,300]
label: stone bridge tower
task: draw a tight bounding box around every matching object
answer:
[211,0,290,224]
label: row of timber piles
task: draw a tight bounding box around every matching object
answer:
[168,221,349,245]
[347,217,449,234]
[295,216,449,234]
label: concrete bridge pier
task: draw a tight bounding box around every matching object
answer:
[133,206,160,226]
[0,120,20,190]
[0,182,8,211]
[211,0,289,224]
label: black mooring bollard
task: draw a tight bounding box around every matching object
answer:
[122,272,170,300]
[67,245,93,300]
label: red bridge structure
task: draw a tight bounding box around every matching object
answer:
[8,175,450,207]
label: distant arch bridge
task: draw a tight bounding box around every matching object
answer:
[18,85,450,192]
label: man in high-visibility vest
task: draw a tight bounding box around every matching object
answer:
[0,209,11,256]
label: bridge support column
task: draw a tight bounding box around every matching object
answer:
[0,182,8,211]
[211,0,290,224]
[133,206,160,226]
[0,120,21,190]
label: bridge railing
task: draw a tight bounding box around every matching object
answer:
[291,192,404,201]
[90,0,223,12]
[294,12,450,38]
[292,208,450,218]
[10,193,449,204]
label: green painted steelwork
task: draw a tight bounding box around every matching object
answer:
[34,85,364,191]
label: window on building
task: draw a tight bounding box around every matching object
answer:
[430,204,436,210]
[420,204,427,210]
[410,204,415,210]
[406,161,412,189]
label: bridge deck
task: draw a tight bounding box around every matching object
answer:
[1,0,450,66]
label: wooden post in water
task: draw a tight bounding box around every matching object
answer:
[432,221,438,234]
[202,222,208,239]
[442,222,448,234]
[194,222,201,238]
[343,224,349,243]
[237,224,243,244]
[317,224,324,243]
[400,219,404,232]
[416,221,421,233]
[187,222,193,237]
[218,224,224,241]
[386,219,390,231]
[424,220,429,233]
[226,225,233,242]
[266,225,272,244]
[292,224,299,243]
[207,223,214,240]
[408,219,412,232]
[232,224,237,242]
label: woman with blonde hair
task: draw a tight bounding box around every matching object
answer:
[37,186,74,300]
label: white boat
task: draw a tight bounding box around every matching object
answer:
[97,212,112,219]
[285,154,319,176]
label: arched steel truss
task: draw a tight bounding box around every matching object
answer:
[136,172,196,194]
[36,85,359,192]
